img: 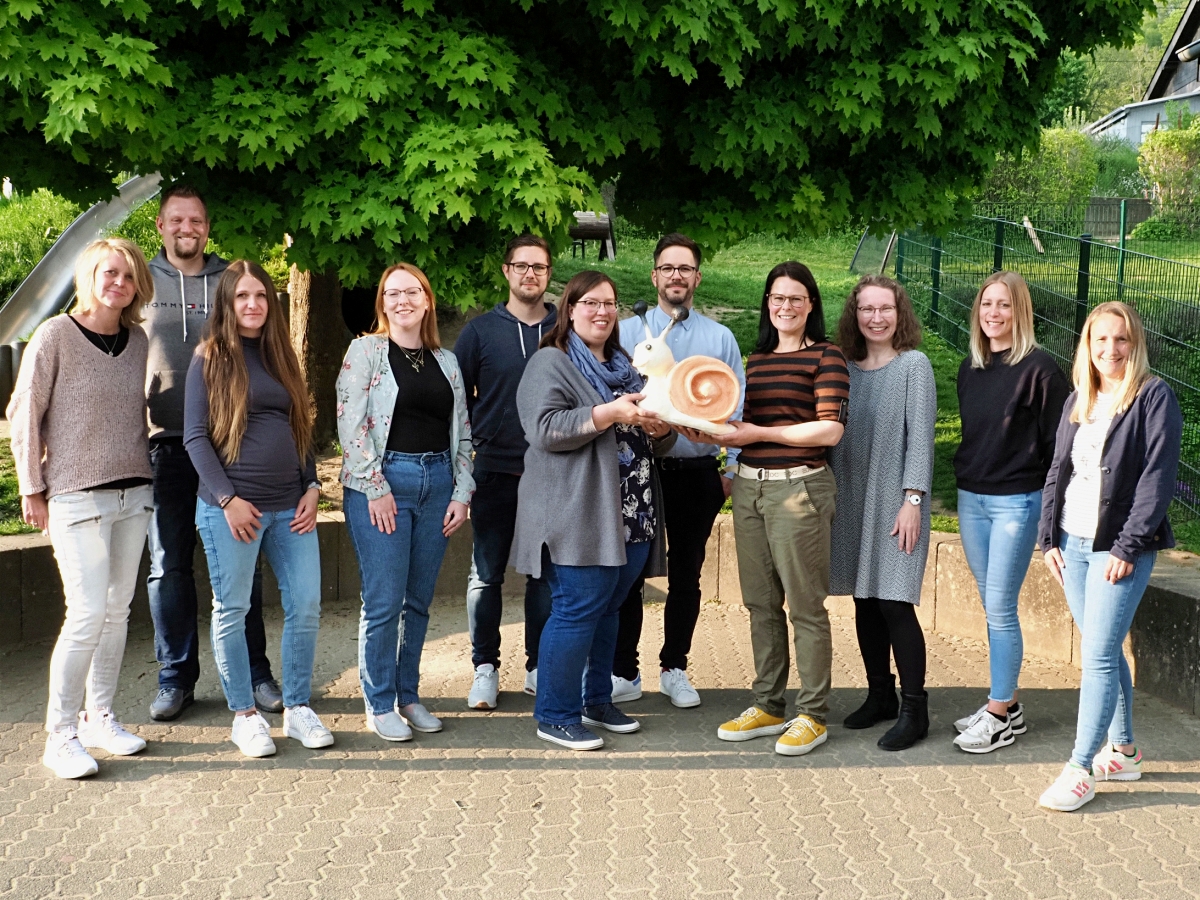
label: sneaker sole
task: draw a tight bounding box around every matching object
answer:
[405,723,443,734]
[611,689,642,703]
[775,730,828,757]
[366,721,412,742]
[954,731,1016,754]
[1039,789,1095,812]
[43,757,99,779]
[148,693,194,722]
[1094,768,1141,782]
[581,715,641,734]
[285,728,334,749]
[235,742,277,758]
[468,698,498,710]
[717,724,787,742]
[79,737,147,756]
[537,729,604,751]
[663,690,701,709]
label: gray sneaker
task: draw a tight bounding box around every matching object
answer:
[253,680,284,714]
[399,703,443,733]
[366,712,412,742]
[149,687,194,721]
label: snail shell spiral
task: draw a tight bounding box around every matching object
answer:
[667,356,740,423]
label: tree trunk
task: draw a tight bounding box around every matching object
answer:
[287,266,349,451]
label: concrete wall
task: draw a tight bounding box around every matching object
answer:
[5,514,1200,717]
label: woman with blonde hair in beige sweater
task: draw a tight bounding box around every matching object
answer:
[8,237,156,779]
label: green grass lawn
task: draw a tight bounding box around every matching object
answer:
[0,435,36,535]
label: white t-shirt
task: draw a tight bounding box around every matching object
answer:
[1059,392,1116,540]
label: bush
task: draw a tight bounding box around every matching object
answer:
[0,189,81,300]
[1129,215,1193,240]
[979,129,1099,220]
[1093,136,1146,197]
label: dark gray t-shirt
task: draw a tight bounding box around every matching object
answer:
[183,336,317,511]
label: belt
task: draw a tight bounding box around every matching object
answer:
[658,456,720,472]
[737,462,823,481]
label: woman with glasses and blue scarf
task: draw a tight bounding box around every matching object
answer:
[510,270,675,750]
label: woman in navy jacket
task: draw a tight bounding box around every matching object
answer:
[1036,301,1181,812]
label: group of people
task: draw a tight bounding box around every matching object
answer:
[11,185,1181,816]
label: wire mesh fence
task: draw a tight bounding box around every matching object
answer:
[894,215,1200,520]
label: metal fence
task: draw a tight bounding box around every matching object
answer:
[894,215,1200,520]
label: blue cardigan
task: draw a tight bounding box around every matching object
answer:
[1039,377,1182,562]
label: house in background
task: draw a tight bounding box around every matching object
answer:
[1088,0,1200,146]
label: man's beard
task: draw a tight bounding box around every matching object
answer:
[171,237,203,260]
[513,284,544,303]
[659,285,693,306]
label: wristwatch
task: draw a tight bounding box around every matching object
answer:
[306,481,321,492]
[907,493,922,506]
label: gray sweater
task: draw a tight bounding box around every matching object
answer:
[509,347,674,579]
[184,337,317,511]
[145,250,229,438]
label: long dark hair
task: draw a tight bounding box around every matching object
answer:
[540,270,626,360]
[754,261,827,353]
[836,274,922,362]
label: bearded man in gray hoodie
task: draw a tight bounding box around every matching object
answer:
[144,184,281,721]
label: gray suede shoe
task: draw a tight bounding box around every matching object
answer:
[366,712,412,742]
[253,680,284,714]
[400,703,443,733]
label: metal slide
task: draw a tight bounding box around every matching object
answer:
[0,173,163,345]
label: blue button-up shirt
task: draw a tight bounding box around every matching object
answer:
[618,304,746,469]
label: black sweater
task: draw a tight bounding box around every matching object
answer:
[954,348,1070,495]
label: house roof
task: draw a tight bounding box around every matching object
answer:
[1085,86,1200,136]
[1144,0,1200,101]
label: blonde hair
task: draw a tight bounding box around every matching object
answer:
[969,271,1038,369]
[199,260,313,464]
[1070,301,1151,424]
[371,263,441,349]
[72,238,151,328]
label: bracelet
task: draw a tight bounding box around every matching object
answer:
[219,495,235,509]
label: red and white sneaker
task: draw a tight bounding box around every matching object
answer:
[1093,744,1142,781]
[1038,762,1096,812]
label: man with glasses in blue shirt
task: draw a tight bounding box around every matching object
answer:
[613,232,746,708]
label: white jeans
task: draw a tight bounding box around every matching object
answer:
[45,485,154,732]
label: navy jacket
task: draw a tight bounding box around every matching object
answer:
[1039,378,1182,562]
[454,301,557,475]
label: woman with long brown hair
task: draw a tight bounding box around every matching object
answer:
[185,259,332,758]
[336,262,473,742]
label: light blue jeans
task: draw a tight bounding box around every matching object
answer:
[344,450,452,714]
[196,498,322,713]
[957,489,1042,703]
[1059,533,1156,769]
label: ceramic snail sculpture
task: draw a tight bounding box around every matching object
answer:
[628,302,739,436]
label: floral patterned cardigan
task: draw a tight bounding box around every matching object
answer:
[335,334,474,505]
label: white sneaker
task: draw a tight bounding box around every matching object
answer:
[659,668,700,708]
[1093,744,1143,781]
[955,702,1026,735]
[523,668,537,696]
[953,710,1015,754]
[283,705,334,748]
[231,712,277,758]
[611,673,642,703]
[43,730,98,779]
[366,711,412,742]
[468,664,499,710]
[1038,762,1095,812]
[400,703,443,733]
[77,709,146,756]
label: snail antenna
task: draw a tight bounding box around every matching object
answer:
[632,300,651,340]
[672,307,690,323]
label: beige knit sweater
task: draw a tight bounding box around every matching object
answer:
[8,315,152,498]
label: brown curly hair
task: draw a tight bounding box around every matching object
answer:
[837,275,922,361]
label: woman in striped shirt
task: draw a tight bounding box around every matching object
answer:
[687,261,848,758]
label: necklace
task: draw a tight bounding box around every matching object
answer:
[96,330,119,356]
[399,344,425,372]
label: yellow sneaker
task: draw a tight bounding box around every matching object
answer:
[717,707,787,742]
[775,715,827,756]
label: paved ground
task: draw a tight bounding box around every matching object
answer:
[3,594,1200,900]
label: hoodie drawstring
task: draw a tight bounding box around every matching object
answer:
[203,275,209,317]
[179,270,187,342]
[518,318,525,360]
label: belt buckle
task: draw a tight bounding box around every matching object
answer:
[755,467,766,482]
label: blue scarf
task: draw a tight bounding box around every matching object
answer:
[566,330,643,402]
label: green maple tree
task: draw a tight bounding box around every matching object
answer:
[0,0,1154,307]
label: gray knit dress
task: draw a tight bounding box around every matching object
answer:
[829,351,937,604]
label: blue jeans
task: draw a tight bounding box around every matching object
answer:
[957,489,1042,703]
[196,498,321,713]
[466,470,552,672]
[148,437,272,691]
[1059,533,1156,768]
[534,541,651,727]
[344,450,452,714]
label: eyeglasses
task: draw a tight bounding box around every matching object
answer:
[654,264,698,278]
[767,294,809,308]
[384,287,425,303]
[574,299,617,312]
[857,305,896,317]
[507,262,550,276]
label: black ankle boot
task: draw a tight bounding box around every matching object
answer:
[843,675,899,729]
[877,690,929,751]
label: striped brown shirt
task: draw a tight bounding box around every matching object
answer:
[740,342,850,469]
